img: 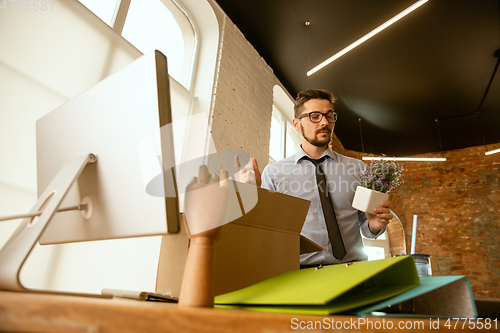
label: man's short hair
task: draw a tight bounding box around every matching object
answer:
[294,89,337,118]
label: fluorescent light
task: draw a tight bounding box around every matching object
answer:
[485,148,500,155]
[362,157,446,162]
[307,0,429,76]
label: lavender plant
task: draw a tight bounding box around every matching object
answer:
[359,157,404,193]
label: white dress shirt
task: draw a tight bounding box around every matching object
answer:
[261,147,385,265]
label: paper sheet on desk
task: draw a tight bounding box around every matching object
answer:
[102,289,178,302]
[215,256,419,315]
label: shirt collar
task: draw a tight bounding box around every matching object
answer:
[294,145,338,164]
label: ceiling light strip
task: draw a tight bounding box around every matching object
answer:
[485,148,500,155]
[307,0,429,76]
[362,157,446,162]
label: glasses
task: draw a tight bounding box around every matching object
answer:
[297,111,338,123]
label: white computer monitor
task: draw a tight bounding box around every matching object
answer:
[0,51,181,292]
[0,50,258,294]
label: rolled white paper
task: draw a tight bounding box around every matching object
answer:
[411,215,417,254]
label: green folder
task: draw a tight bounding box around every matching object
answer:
[215,255,419,315]
[346,276,477,318]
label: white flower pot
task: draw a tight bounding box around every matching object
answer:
[352,186,389,214]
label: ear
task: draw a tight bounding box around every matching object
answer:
[293,118,301,132]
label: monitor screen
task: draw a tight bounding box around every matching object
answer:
[36,50,180,245]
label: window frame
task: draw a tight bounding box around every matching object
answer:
[271,85,300,162]
[78,0,198,90]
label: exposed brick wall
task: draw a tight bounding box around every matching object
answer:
[211,14,274,168]
[393,145,500,300]
[336,143,500,300]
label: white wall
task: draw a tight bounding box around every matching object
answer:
[209,6,274,169]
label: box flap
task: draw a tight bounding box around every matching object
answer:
[214,223,299,295]
[230,182,310,234]
[300,235,323,255]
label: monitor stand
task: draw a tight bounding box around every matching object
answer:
[0,153,104,296]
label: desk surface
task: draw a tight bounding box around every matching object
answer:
[0,291,475,332]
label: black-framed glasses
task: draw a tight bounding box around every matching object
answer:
[297,111,338,123]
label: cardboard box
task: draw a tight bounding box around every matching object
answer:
[155,182,320,297]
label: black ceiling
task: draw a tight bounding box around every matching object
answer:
[214,0,500,156]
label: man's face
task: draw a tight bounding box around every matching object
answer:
[293,99,335,148]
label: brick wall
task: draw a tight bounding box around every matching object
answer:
[336,142,500,300]
[210,14,274,168]
[394,145,500,300]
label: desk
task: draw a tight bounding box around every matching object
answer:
[0,291,474,332]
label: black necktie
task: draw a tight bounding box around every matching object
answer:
[303,156,347,260]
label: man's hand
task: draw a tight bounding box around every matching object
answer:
[366,201,393,234]
[235,155,261,187]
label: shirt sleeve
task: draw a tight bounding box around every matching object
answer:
[358,210,386,239]
[260,165,276,191]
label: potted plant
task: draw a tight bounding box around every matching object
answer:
[352,156,403,213]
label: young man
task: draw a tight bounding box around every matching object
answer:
[247,89,393,266]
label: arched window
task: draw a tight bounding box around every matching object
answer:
[78,0,207,179]
[78,0,195,88]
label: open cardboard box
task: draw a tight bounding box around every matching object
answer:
[156,182,321,297]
